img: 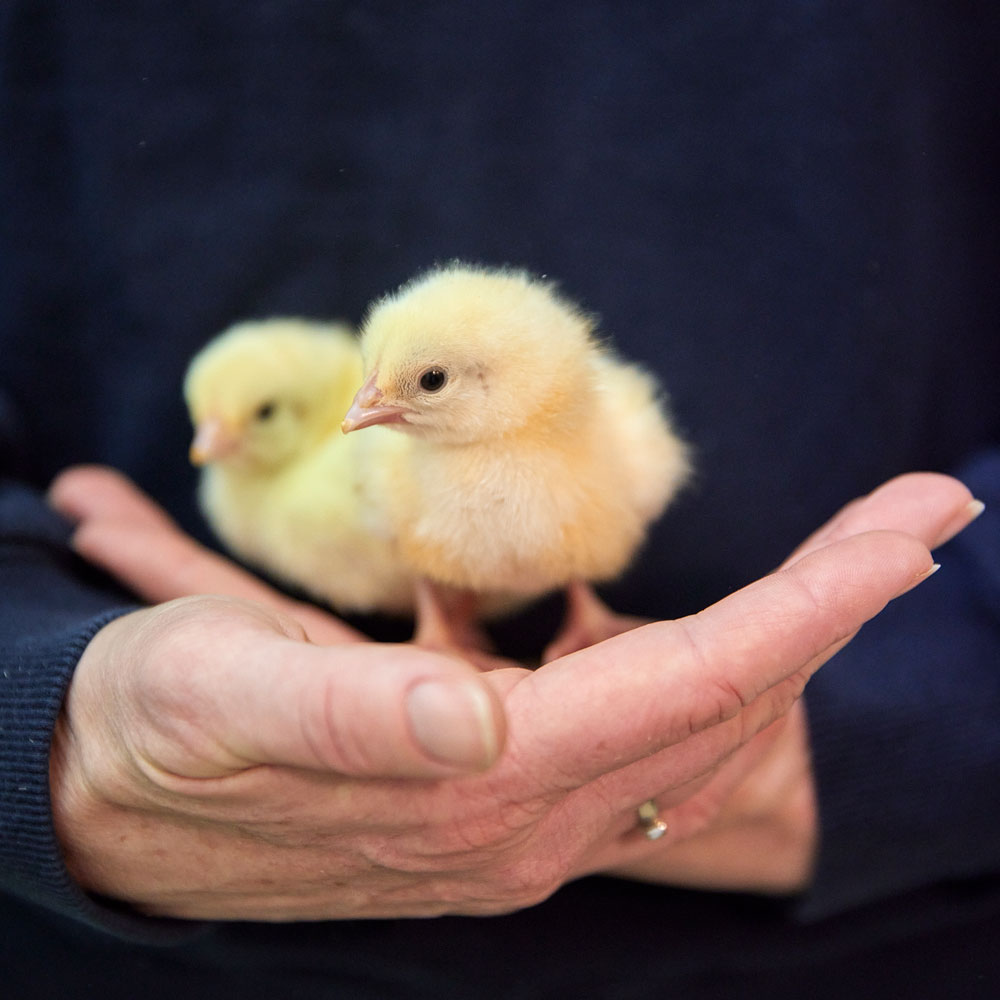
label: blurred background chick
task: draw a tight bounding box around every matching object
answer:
[185,317,415,616]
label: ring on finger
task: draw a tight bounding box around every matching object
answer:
[637,799,668,840]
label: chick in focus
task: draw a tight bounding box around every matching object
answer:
[184,318,415,616]
[342,263,690,660]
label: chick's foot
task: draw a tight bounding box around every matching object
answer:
[542,581,650,663]
[411,579,512,671]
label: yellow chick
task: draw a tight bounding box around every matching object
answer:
[184,317,415,615]
[342,263,690,659]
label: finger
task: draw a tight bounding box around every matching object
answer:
[133,601,509,779]
[585,709,815,890]
[568,475,976,853]
[250,643,507,777]
[783,472,980,568]
[589,480,967,820]
[554,713,791,878]
[50,464,247,598]
[574,718,791,874]
[49,464,179,531]
[50,466,363,644]
[75,517,365,645]
[513,530,934,790]
[575,619,857,823]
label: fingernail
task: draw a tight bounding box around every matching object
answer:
[406,679,499,770]
[936,499,986,548]
[897,561,941,597]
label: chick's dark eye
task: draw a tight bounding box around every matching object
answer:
[419,368,447,392]
[255,401,277,421]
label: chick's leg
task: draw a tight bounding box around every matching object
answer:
[542,580,651,663]
[412,579,510,671]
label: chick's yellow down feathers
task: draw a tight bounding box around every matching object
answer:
[343,263,690,651]
[184,318,414,615]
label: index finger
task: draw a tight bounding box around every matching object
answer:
[783,472,978,568]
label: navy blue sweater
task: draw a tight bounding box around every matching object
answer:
[1,2,998,996]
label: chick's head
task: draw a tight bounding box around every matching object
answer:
[344,264,599,444]
[184,319,362,470]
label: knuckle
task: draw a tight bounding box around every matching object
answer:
[361,796,570,909]
[674,618,752,735]
[699,675,750,729]
[306,682,381,774]
[491,853,567,907]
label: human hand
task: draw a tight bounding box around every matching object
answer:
[606,473,983,893]
[48,467,948,920]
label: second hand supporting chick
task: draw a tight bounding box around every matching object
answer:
[342,262,691,663]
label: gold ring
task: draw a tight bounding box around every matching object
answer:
[637,799,668,840]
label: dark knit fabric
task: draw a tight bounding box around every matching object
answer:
[1,2,998,995]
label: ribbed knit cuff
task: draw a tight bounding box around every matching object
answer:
[0,608,208,944]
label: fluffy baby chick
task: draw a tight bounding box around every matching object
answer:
[342,263,690,660]
[184,318,415,615]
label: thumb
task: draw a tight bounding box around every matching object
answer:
[91,597,507,781]
[227,637,509,779]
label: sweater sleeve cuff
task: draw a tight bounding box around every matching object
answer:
[0,604,211,944]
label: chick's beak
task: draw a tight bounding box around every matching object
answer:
[189,417,239,465]
[341,370,410,433]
